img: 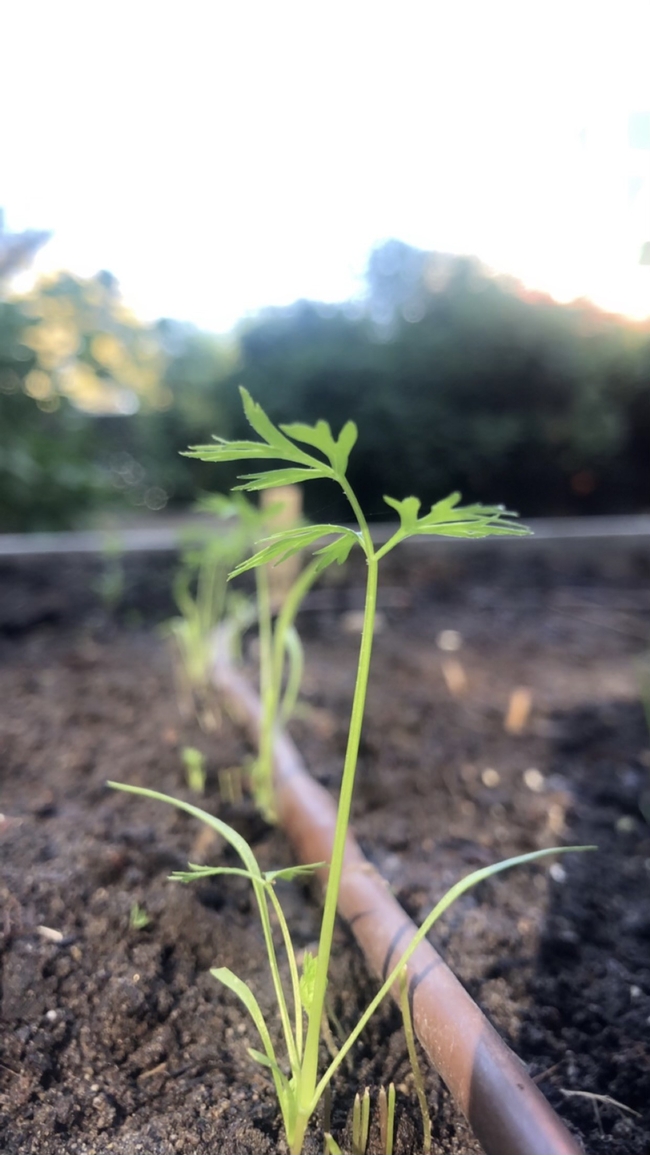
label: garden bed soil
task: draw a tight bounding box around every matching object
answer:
[1,562,650,1154]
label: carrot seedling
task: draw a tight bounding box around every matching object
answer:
[352,1086,370,1154]
[165,493,266,717]
[110,390,593,1153]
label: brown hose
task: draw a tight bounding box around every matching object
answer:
[212,656,585,1155]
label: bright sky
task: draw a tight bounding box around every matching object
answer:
[2,1,650,332]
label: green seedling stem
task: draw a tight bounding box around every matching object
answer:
[297,552,378,1134]
[352,1087,370,1154]
[379,1084,396,1155]
[111,389,592,1153]
[254,563,275,816]
[399,968,432,1153]
[254,554,321,818]
[279,624,304,726]
[323,1135,343,1155]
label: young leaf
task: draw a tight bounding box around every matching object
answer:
[170,861,325,886]
[240,387,315,463]
[280,418,358,477]
[383,491,529,539]
[213,967,294,1126]
[170,864,260,884]
[234,467,325,491]
[299,950,318,1012]
[228,525,358,579]
[383,495,422,533]
[245,1048,293,1108]
[247,1048,292,1097]
[312,534,358,574]
[265,862,326,883]
[332,420,358,475]
[183,438,288,463]
[279,419,338,458]
[184,389,325,469]
[109,783,265,880]
[211,966,280,1072]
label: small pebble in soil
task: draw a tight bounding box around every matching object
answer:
[630,985,642,999]
[437,628,462,651]
[37,925,64,943]
[481,767,500,787]
[441,657,467,695]
[549,863,567,883]
[547,803,566,835]
[616,815,636,834]
[523,767,545,792]
[504,686,533,734]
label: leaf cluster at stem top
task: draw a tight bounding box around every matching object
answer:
[184,387,530,581]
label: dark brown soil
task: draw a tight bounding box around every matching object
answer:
[1,561,650,1154]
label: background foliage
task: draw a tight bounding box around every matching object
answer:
[2,222,649,531]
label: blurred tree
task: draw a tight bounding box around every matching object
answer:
[2,221,649,532]
[0,217,172,530]
[127,320,239,504]
[19,269,164,415]
[218,241,650,520]
[0,219,112,530]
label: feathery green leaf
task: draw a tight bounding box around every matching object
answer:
[234,467,326,491]
[280,418,358,477]
[228,525,358,578]
[240,388,317,464]
[312,534,358,574]
[332,420,358,475]
[383,491,529,539]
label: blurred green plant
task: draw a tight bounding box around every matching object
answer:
[351,1087,370,1154]
[165,494,266,723]
[181,746,207,795]
[0,219,109,530]
[93,536,126,613]
[638,659,650,824]
[129,902,150,930]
